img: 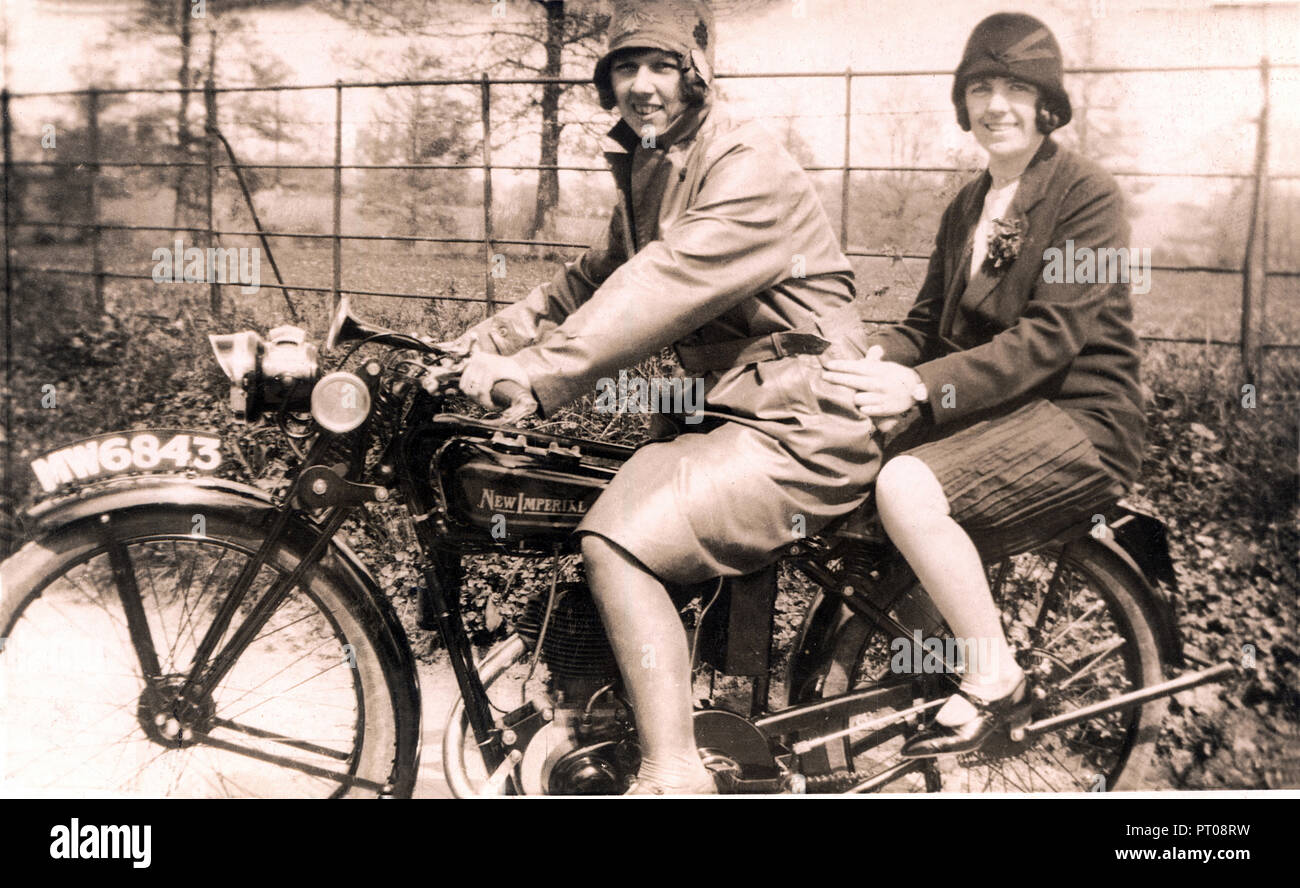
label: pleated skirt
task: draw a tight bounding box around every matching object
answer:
[894,398,1126,560]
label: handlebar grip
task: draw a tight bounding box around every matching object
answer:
[490,380,531,409]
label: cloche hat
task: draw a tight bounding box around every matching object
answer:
[593,0,716,111]
[952,13,1072,130]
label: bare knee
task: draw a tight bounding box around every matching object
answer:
[581,533,616,572]
[875,455,950,531]
[580,533,635,600]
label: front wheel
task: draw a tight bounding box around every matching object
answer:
[798,543,1166,793]
[0,508,416,797]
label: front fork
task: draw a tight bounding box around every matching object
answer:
[417,549,507,774]
[172,436,386,718]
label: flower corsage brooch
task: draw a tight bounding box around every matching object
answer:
[985,217,1024,271]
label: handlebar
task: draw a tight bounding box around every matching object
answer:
[420,360,539,422]
[490,380,529,409]
[489,380,540,423]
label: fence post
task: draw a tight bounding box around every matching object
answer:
[205,70,220,315]
[333,80,343,317]
[480,73,496,316]
[2,88,13,556]
[840,67,852,253]
[1240,57,1270,388]
[87,88,104,315]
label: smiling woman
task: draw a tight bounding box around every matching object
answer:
[823,12,1146,759]
[431,0,882,795]
[608,49,688,135]
[964,77,1042,166]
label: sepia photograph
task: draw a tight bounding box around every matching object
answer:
[0,0,1296,826]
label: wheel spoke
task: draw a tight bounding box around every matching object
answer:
[1029,559,1069,641]
[210,717,352,761]
[141,550,175,669]
[216,635,341,719]
[194,733,384,792]
[806,545,1160,795]
[1019,754,1071,795]
[173,545,226,660]
[1040,600,1106,651]
[1059,638,1126,689]
[61,568,134,638]
[2,523,403,797]
[1038,745,1091,790]
[987,761,1032,792]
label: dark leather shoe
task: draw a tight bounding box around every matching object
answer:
[900,676,1029,759]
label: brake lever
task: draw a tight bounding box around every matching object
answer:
[420,361,465,395]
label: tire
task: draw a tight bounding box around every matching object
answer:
[796,543,1166,793]
[445,634,634,797]
[0,508,415,798]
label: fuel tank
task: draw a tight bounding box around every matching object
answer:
[438,434,617,539]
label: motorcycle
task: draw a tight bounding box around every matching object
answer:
[0,296,1234,796]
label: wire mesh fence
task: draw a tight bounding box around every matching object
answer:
[4,61,1297,359]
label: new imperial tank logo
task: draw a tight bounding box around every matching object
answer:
[478,487,591,515]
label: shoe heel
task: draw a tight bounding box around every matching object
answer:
[1007,709,1031,743]
[1004,682,1034,742]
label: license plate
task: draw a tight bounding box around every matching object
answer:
[30,430,224,495]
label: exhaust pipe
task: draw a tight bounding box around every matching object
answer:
[442,635,528,799]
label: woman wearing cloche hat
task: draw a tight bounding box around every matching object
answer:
[433,0,883,793]
[824,12,1146,758]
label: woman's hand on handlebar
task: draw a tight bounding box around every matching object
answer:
[418,351,539,421]
[421,329,482,358]
[459,352,538,420]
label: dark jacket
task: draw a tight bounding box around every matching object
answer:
[864,138,1145,486]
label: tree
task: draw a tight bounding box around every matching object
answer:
[111,1,309,230]
[16,54,172,246]
[356,45,479,243]
[326,0,610,241]
[1044,1,1152,203]
[521,1,609,239]
[326,1,802,242]
[844,91,970,263]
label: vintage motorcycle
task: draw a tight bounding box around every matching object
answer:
[0,297,1234,796]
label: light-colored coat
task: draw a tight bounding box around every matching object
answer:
[464,100,880,582]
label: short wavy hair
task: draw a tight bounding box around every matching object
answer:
[956,90,1067,136]
[596,48,709,111]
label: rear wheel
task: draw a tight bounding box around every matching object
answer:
[796,543,1165,792]
[0,509,415,797]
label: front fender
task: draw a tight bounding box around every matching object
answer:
[27,475,380,591]
[20,473,423,795]
[28,473,287,530]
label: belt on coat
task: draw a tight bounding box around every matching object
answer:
[675,331,831,374]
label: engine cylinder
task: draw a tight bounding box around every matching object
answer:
[516,583,619,683]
